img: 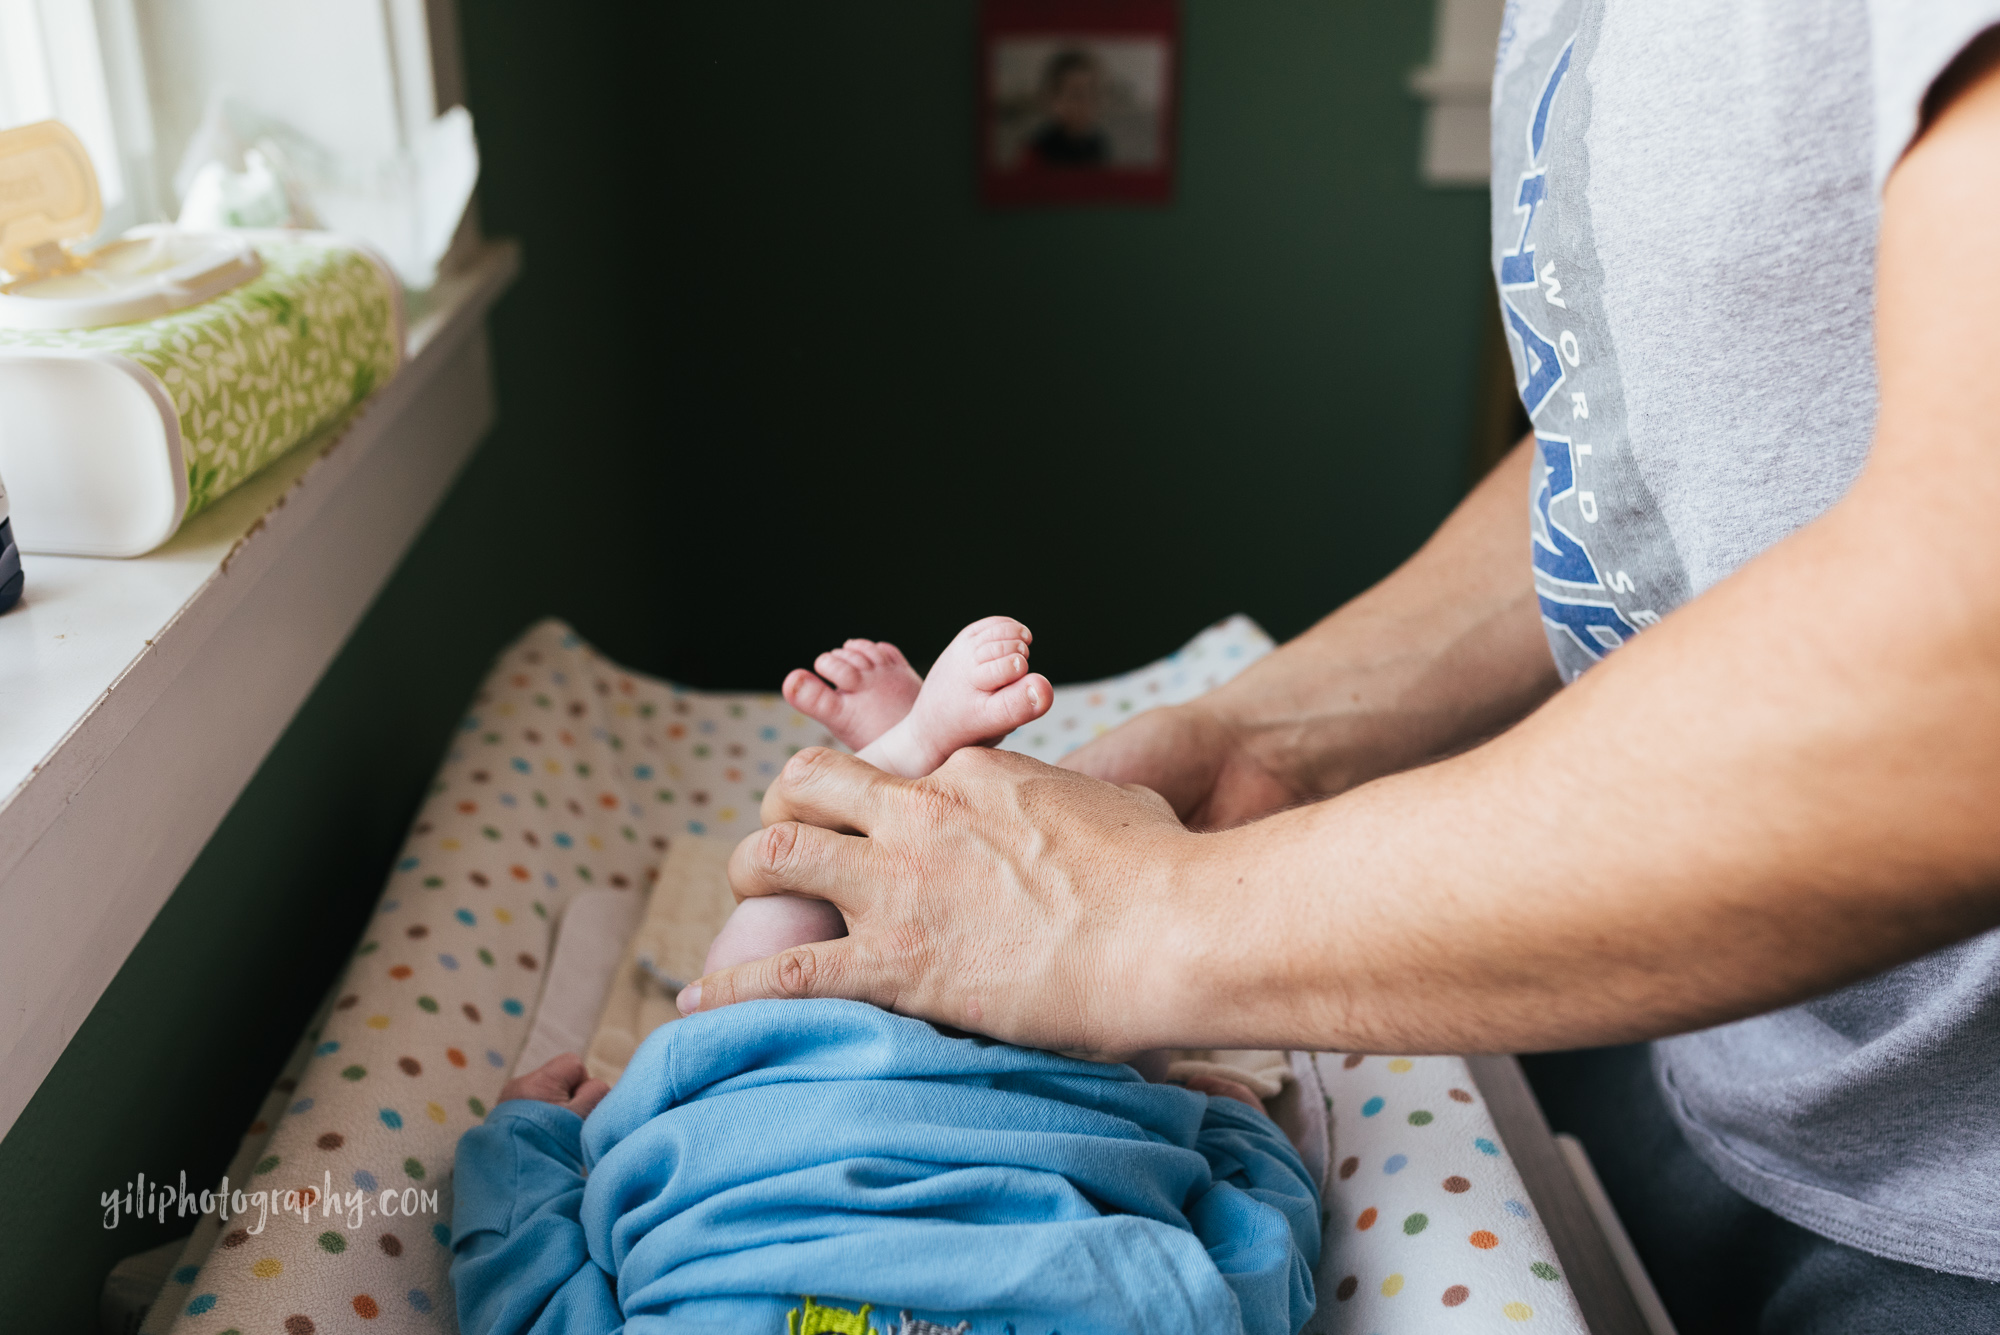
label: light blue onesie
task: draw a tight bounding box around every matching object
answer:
[450,1000,1319,1334]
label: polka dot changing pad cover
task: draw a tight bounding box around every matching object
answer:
[143,616,1591,1335]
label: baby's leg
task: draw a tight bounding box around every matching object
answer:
[702,893,847,977]
[858,616,1054,778]
[710,618,1054,978]
[781,639,922,751]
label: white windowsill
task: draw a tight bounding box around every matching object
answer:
[0,238,519,1142]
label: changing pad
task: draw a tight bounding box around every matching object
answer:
[141,617,1598,1335]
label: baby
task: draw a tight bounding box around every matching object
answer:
[449,618,1320,1335]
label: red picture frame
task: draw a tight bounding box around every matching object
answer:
[979,0,1181,208]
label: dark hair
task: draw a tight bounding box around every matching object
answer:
[1043,49,1100,94]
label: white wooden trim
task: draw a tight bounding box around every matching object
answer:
[0,239,518,1142]
[1410,0,1504,187]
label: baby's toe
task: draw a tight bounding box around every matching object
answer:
[815,650,866,692]
[974,635,1031,663]
[969,650,1033,690]
[783,668,833,714]
[958,615,1030,649]
[978,672,1052,735]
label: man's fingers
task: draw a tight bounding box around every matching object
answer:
[728,818,879,916]
[757,746,899,834]
[676,937,899,1016]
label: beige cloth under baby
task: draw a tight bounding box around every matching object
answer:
[581,837,1301,1119]
[583,834,738,1083]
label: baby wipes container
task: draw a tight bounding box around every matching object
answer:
[0,120,402,558]
[0,120,258,561]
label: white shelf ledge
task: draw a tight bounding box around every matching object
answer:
[0,239,519,1143]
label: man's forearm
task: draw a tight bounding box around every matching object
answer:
[1168,63,2000,1056]
[693,40,2000,1066]
[1177,457,2000,1054]
[1207,439,1560,800]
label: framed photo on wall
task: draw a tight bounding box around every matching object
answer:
[980,0,1180,207]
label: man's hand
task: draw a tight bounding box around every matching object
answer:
[680,745,1198,1058]
[1057,700,1301,830]
[498,1053,610,1118]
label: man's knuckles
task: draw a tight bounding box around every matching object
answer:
[762,746,844,821]
[754,820,807,882]
[773,944,824,998]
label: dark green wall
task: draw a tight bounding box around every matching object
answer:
[0,3,1490,1326]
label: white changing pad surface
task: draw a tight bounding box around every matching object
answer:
[143,616,1598,1335]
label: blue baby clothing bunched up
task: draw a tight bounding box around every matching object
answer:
[450,1000,1320,1333]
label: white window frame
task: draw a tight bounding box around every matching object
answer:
[0,0,467,249]
[1410,0,1505,187]
[0,0,157,235]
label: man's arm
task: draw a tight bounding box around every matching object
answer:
[1062,438,1559,829]
[686,49,2000,1059]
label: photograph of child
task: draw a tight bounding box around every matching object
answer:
[980,0,1178,205]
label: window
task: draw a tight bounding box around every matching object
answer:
[0,0,151,233]
[1410,0,1505,186]
[0,0,466,269]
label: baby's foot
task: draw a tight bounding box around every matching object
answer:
[781,638,923,751]
[858,616,1053,778]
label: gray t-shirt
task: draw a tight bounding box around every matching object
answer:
[1490,0,2000,1279]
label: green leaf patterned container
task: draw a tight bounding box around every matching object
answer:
[0,232,402,553]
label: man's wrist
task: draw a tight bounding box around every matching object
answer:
[1116,822,1257,1051]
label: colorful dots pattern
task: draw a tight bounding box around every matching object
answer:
[137,618,1586,1335]
[1308,1049,1589,1334]
[127,620,883,1335]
